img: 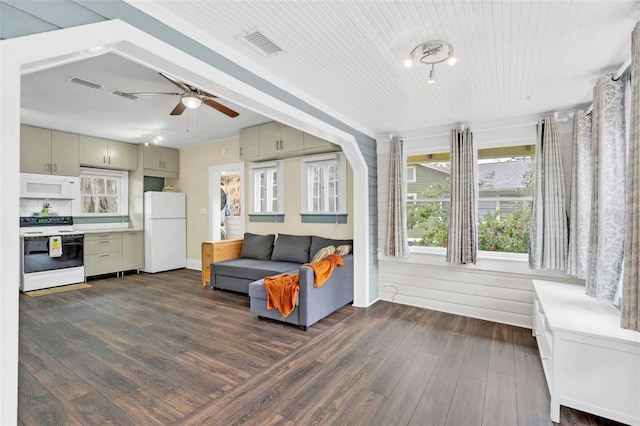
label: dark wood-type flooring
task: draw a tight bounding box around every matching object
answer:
[18,269,625,425]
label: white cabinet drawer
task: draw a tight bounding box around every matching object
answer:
[84,252,123,276]
[85,236,122,254]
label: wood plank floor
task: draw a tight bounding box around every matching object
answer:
[18,269,625,425]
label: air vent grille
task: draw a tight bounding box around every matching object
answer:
[68,77,103,90]
[109,90,138,101]
[240,29,283,56]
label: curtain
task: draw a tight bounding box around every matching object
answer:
[529,116,568,271]
[567,110,592,278]
[622,23,640,331]
[385,136,408,257]
[446,128,477,264]
[586,74,627,303]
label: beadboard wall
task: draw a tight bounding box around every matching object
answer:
[377,119,581,329]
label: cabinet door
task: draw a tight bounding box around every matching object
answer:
[20,125,52,174]
[279,125,303,153]
[107,140,135,170]
[258,122,281,157]
[143,145,163,171]
[239,126,260,159]
[51,131,79,176]
[79,135,108,167]
[161,148,179,174]
[122,232,144,271]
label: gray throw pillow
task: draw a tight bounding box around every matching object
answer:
[271,234,312,263]
[240,233,275,260]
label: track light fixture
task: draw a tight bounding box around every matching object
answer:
[404,40,457,84]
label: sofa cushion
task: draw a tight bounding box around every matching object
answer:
[213,258,299,281]
[240,233,275,260]
[271,234,312,264]
[310,236,353,261]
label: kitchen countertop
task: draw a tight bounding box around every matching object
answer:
[80,228,143,234]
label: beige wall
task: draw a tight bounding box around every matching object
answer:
[170,137,354,262]
[245,156,354,240]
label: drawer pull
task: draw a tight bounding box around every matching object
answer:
[99,241,110,244]
[99,254,110,258]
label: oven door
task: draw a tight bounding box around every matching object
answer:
[22,234,84,274]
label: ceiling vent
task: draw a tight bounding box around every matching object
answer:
[238,28,284,56]
[109,90,138,101]
[67,77,103,90]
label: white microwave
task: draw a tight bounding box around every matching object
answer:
[20,173,80,199]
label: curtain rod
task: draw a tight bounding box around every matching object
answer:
[585,57,631,115]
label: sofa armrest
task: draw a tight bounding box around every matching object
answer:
[297,254,354,327]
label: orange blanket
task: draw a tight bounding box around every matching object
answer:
[304,253,344,288]
[263,274,300,318]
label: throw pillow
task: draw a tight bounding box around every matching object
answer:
[311,245,335,263]
[240,233,276,260]
[336,244,352,256]
[271,234,312,263]
[309,236,353,259]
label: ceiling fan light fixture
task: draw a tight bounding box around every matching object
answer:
[181,94,202,109]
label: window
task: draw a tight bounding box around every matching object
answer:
[249,161,284,214]
[77,168,128,215]
[405,145,535,253]
[407,166,416,182]
[300,152,347,215]
[406,153,451,247]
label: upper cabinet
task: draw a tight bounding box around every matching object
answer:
[143,145,179,178]
[239,122,339,161]
[79,135,137,171]
[20,125,80,176]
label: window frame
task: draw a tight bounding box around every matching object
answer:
[406,165,416,182]
[248,160,284,215]
[300,152,347,215]
[73,167,129,217]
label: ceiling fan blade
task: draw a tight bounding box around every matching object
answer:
[121,92,182,96]
[159,72,190,92]
[202,98,239,118]
[170,100,187,116]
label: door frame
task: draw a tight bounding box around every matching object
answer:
[209,162,245,241]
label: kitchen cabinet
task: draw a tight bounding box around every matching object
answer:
[239,122,339,161]
[20,125,80,176]
[84,232,123,277]
[84,230,144,277]
[201,239,243,287]
[79,135,137,171]
[122,231,144,271]
[143,145,179,178]
[532,280,640,425]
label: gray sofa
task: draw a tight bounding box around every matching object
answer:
[210,233,354,330]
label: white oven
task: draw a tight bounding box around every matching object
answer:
[19,216,85,291]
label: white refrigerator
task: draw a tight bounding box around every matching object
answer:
[142,191,187,273]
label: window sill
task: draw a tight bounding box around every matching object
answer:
[300,213,348,224]
[248,214,284,223]
[378,247,582,281]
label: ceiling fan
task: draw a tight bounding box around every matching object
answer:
[122,72,239,118]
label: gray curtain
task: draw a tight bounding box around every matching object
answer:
[622,22,640,331]
[385,136,408,257]
[586,74,627,303]
[529,116,568,271]
[567,110,592,278]
[447,128,477,264]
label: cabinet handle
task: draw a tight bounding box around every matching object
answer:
[108,156,111,164]
[53,164,58,173]
[159,160,162,168]
[103,155,106,164]
[44,163,50,172]
[99,240,110,244]
[100,254,110,258]
[239,147,243,156]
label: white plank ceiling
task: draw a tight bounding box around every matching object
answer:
[21,1,640,148]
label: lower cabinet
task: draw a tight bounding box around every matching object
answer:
[84,231,143,277]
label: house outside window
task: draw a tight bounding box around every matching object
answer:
[77,168,128,216]
[405,145,534,253]
[249,161,283,214]
[407,166,416,183]
[300,152,347,216]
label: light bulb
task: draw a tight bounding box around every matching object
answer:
[447,55,457,66]
[427,65,436,84]
[181,94,202,109]
[403,57,414,68]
